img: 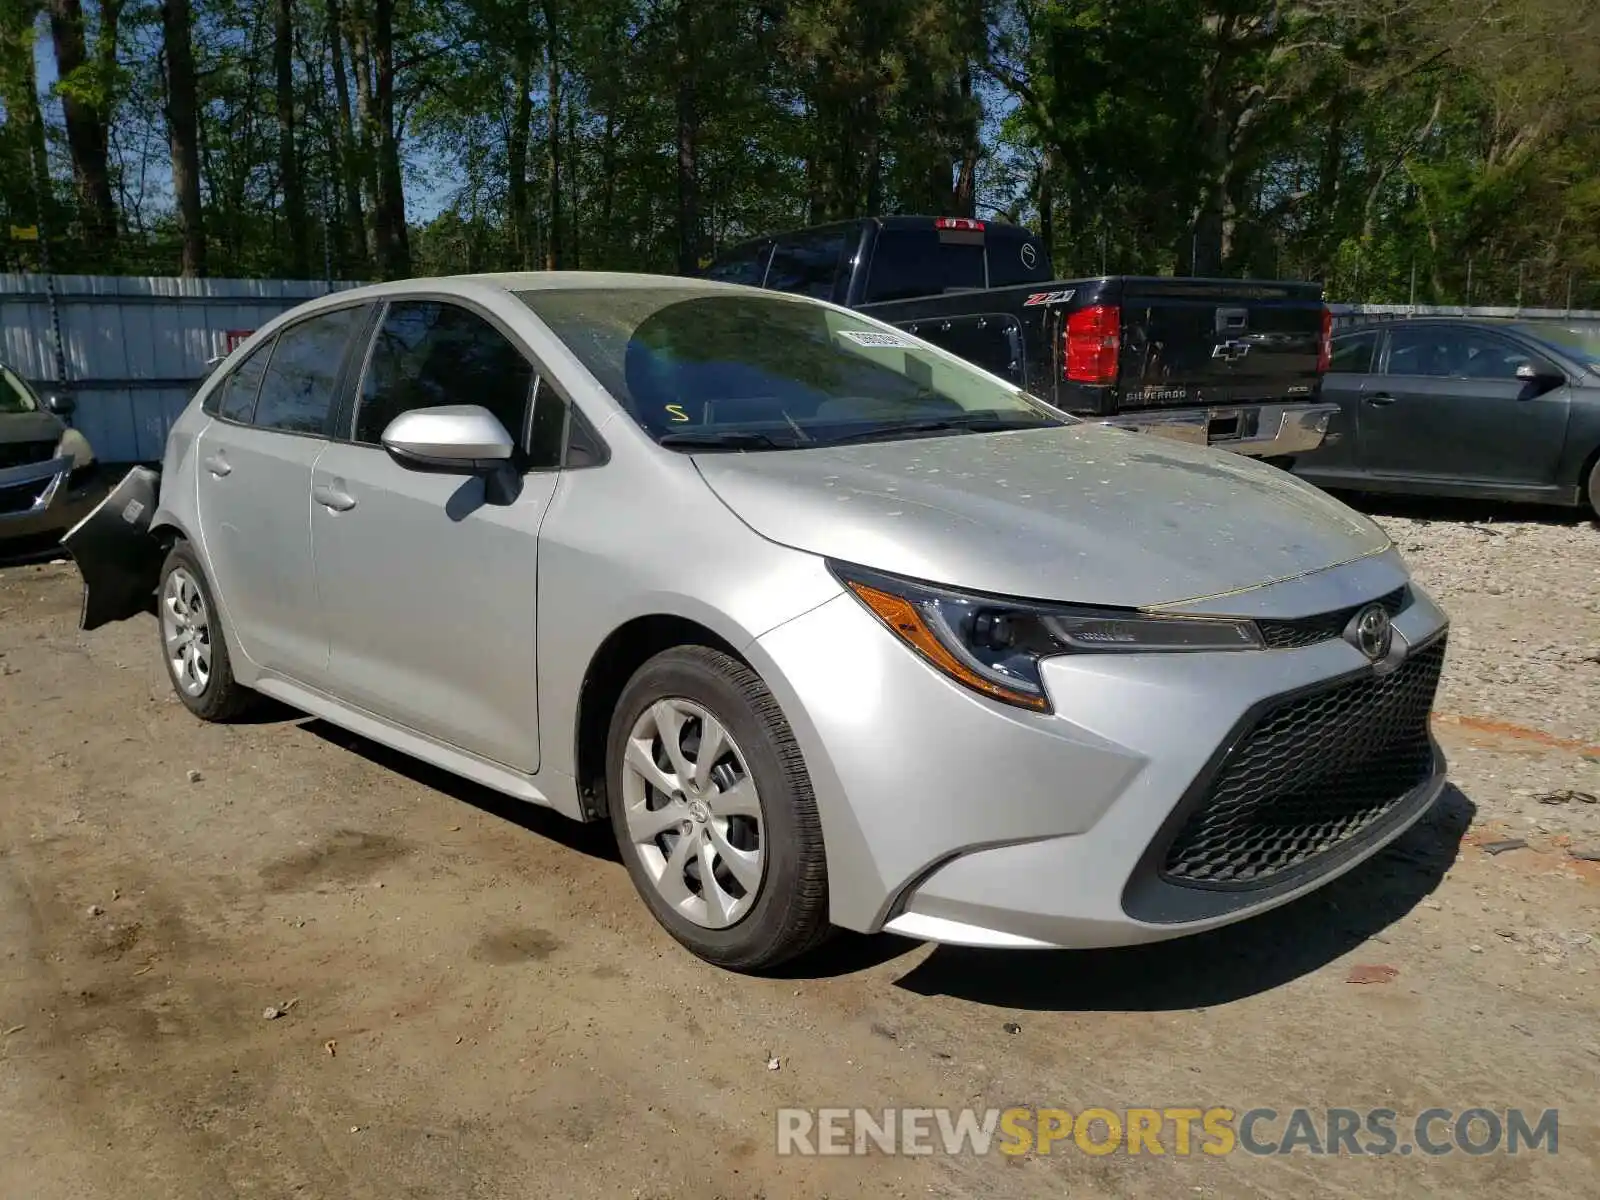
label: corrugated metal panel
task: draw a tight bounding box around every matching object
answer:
[0,273,367,463]
[1332,303,1600,337]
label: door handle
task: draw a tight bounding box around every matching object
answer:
[203,454,231,477]
[313,483,356,512]
[1364,393,1397,407]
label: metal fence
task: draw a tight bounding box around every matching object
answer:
[0,274,362,464]
[1332,303,1600,336]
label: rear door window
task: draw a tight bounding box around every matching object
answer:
[252,307,364,434]
[764,229,851,301]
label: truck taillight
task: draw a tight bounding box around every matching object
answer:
[934,217,985,231]
[1064,305,1121,385]
[1317,306,1332,373]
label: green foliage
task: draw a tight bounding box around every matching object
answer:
[0,0,1595,305]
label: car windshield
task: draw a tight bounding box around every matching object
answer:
[0,364,38,414]
[516,287,1068,449]
[1515,323,1600,368]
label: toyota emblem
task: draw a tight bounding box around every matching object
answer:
[1346,604,1394,662]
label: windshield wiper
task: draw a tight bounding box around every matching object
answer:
[657,429,795,450]
[821,413,1054,446]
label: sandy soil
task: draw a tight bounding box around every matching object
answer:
[2,504,1597,1199]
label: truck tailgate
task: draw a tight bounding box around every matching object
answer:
[1119,278,1324,409]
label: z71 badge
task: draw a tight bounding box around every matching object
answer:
[1023,289,1076,307]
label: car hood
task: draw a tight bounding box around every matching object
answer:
[0,410,63,445]
[692,424,1391,608]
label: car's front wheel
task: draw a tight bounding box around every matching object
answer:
[606,646,829,971]
[158,541,254,722]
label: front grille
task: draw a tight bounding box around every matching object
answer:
[0,477,49,515]
[1256,586,1409,650]
[0,440,58,470]
[1160,638,1445,888]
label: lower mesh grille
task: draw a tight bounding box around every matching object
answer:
[1160,638,1446,888]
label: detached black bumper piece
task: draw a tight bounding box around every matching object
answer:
[61,466,165,631]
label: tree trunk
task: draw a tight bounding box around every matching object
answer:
[325,0,367,271]
[950,67,978,217]
[48,0,118,253]
[343,0,380,264]
[566,92,579,268]
[598,108,616,262]
[542,0,562,270]
[372,0,408,277]
[352,0,406,278]
[274,0,310,275]
[673,0,699,273]
[0,2,55,271]
[506,6,535,269]
[161,0,206,276]
[1037,148,1054,262]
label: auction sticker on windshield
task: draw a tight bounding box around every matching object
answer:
[838,330,917,349]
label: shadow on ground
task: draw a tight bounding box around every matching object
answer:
[882,785,1475,1011]
[300,718,620,863]
[287,702,1473,1005]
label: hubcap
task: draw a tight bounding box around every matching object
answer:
[161,567,213,698]
[621,697,766,929]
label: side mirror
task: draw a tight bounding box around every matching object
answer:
[1516,362,1562,385]
[42,391,76,418]
[380,405,515,472]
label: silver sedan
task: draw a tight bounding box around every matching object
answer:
[68,272,1450,971]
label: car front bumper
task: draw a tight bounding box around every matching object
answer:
[0,454,109,544]
[1102,401,1338,458]
[749,557,1450,948]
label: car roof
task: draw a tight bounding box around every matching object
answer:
[333,270,745,299]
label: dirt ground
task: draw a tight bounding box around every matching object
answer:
[2,500,1597,1199]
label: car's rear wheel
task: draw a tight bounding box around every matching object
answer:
[158,541,253,722]
[606,646,829,971]
[1587,456,1600,519]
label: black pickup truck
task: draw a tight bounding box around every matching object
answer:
[704,215,1336,460]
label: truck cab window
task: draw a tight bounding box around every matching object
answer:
[764,230,850,302]
[705,242,771,287]
[863,229,986,302]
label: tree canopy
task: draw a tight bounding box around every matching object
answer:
[1,0,1596,306]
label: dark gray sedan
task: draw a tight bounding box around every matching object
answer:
[1293,318,1600,512]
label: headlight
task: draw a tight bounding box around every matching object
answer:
[829,561,1263,712]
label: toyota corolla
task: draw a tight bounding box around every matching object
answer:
[66,272,1450,971]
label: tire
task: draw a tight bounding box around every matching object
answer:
[157,540,254,722]
[1588,456,1600,519]
[606,646,829,971]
